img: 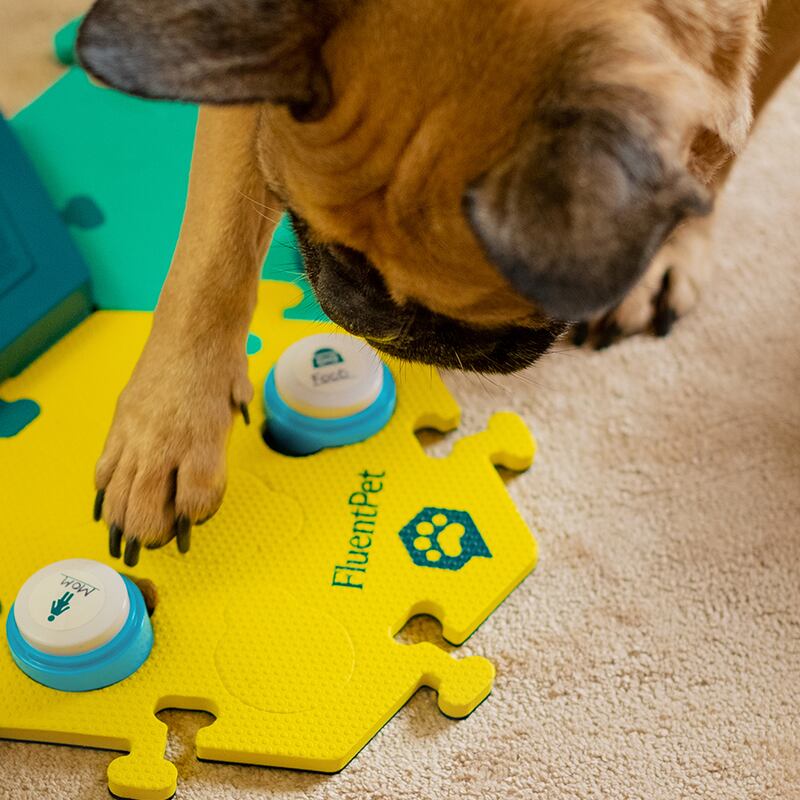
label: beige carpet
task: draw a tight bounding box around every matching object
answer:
[1,6,799,799]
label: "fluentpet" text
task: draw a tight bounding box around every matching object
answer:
[331,470,386,590]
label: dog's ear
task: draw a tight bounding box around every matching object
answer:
[465,106,712,321]
[77,0,348,120]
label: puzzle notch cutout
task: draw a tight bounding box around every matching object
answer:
[0,281,539,800]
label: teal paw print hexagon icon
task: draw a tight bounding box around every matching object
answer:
[399,508,491,571]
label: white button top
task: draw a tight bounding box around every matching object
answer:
[13,559,130,656]
[274,333,385,419]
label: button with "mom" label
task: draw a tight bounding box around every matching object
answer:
[6,558,153,691]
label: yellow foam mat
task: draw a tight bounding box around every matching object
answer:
[0,282,537,799]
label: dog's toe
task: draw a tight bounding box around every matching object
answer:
[99,450,225,559]
[593,318,623,351]
[572,215,714,349]
[95,415,232,560]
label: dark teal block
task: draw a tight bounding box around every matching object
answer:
[0,114,92,383]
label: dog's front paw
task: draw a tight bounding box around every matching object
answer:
[572,215,714,349]
[93,343,252,565]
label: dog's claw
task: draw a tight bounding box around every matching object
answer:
[240,402,251,426]
[653,268,677,337]
[93,489,105,522]
[176,516,192,554]
[571,321,590,347]
[653,304,677,337]
[594,321,622,350]
[109,525,123,559]
[124,538,141,567]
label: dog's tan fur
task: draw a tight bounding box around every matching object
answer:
[259,0,751,324]
[79,0,799,553]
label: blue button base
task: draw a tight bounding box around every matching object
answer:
[263,363,397,456]
[6,576,153,692]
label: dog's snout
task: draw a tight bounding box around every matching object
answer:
[288,212,564,374]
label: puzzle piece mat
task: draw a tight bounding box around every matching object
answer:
[0,280,538,799]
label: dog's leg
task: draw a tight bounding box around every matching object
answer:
[576,0,800,349]
[95,105,277,563]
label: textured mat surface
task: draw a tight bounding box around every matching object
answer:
[0,282,537,800]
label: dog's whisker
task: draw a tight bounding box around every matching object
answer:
[271,240,301,254]
[238,190,285,215]
[541,346,583,357]
[475,373,492,398]
[505,368,553,393]
[249,207,282,226]
[475,368,507,394]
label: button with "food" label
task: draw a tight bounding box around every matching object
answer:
[264,333,397,456]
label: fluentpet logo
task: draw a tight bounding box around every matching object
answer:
[398,508,491,571]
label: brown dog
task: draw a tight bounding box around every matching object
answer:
[76,0,799,564]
